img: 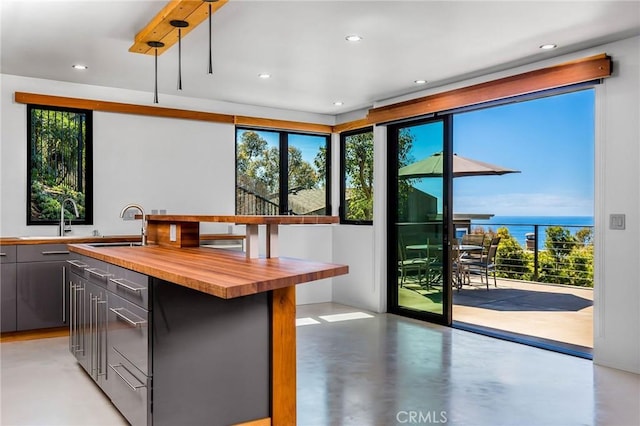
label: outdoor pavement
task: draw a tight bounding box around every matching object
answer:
[453,278,593,350]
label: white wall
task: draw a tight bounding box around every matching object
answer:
[332,36,640,374]
[0,74,337,304]
[592,36,640,375]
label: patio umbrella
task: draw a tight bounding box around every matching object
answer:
[398,152,520,179]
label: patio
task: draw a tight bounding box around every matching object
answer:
[453,278,593,351]
[399,277,593,352]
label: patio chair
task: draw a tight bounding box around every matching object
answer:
[398,238,427,287]
[462,236,501,290]
[451,238,468,291]
[462,233,486,260]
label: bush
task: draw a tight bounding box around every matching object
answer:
[495,227,532,279]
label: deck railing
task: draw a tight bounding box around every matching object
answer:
[469,222,594,287]
[236,185,279,215]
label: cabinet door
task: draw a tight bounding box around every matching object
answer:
[69,269,89,372]
[1,263,17,332]
[85,280,109,390]
[16,261,69,330]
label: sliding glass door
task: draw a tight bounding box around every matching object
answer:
[387,117,453,325]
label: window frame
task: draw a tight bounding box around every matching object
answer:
[339,126,374,225]
[235,127,331,216]
[26,104,93,226]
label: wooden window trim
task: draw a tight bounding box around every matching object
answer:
[367,53,612,125]
[14,92,332,134]
[333,118,371,134]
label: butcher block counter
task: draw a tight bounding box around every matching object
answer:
[68,243,348,299]
[64,215,347,426]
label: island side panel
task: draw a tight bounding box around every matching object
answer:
[151,279,270,426]
[271,286,296,426]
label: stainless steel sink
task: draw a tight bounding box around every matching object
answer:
[87,242,143,248]
[18,236,69,240]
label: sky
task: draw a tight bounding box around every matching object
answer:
[240,88,595,218]
[406,88,595,217]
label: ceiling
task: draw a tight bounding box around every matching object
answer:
[2,1,639,116]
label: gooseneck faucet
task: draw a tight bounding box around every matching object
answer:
[120,203,147,246]
[59,198,79,236]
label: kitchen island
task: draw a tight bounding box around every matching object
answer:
[67,215,347,426]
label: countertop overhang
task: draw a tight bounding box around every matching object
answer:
[68,243,348,299]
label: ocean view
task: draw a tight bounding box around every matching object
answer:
[470,215,594,249]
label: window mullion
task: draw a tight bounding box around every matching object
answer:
[279,132,288,215]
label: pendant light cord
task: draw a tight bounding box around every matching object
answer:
[208,3,213,74]
[177,28,183,90]
[154,47,159,103]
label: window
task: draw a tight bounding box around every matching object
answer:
[27,105,93,225]
[235,128,330,215]
[340,127,374,224]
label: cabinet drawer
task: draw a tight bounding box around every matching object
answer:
[17,244,70,262]
[108,292,149,375]
[107,347,149,426]
[108,265,149,309]
[0,245,16,263]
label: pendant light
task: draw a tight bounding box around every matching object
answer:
[202,0,219,74]
[170,20,189,90]
[147,41,165,103]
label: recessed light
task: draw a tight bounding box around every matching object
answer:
[539,44,558,50]
[72,64,88,70]
[414,79,427,85]
[334,101,344,106]
[345,35,363,42]
[258,73,271,79]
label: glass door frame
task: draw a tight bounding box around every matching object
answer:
[386,115,454,326]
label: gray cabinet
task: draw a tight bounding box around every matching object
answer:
[68,254,150,426]
[16,244,70,331]
[1,245,17,332]
[68,263,88,371]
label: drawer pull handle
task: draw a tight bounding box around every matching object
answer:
[67,259,89,268]
[0,253,6,257]
[109,307,147,327]
[86,268,112,279]
[109,278,145,293]
[42,250,70,255]
[109,364,146,391]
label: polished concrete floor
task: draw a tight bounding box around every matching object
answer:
[2,302,639,425]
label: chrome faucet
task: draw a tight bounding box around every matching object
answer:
[120,203,147,246]
[59,198,79,236]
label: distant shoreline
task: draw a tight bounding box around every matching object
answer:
[470,215,594,248]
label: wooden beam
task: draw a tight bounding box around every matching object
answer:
[332,118,371,133]
[15,92,235,123]
[367,53,612,124]
[15,93,337,134]
[271,286,296,426]
[130,0,229,56]
[235,116,333,134]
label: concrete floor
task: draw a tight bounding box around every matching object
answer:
[2,302,639,426]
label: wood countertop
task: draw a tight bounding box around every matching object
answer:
[0,235,141,246]
[68,243,348,299]
[0,234,244,246]
[145,214,339,225]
